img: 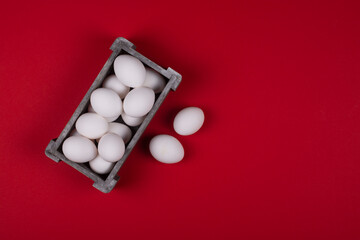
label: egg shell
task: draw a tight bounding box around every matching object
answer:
[89,155,115,174]
[98,133,125,163]
[102,74,130,99]
[70,128,97,143]
[95,122,132,143]
[90,88,122,118]
[149,135,184,164]
[173,107,205,136]
[143,67,166,94]
[75,113,109,139]
[89,102,119,122]
[108,122,132,144]
[62,136,97,163]
[121,113,145,127]
[104,114,120,122]
[114,55,146,88]
[123,87,155,117]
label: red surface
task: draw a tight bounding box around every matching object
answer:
[1,1,360,239]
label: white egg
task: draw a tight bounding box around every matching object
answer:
[62,136,97,163]
[121,113,145,127]
[90,88,122,118]
[102,74,130,99]
[173,107,205,136]
[108,122,132,143]
[143,67,166,94]
[75,113,108,139]
[123,87,155,117]
[149,135,184,164]
[104,115,119,122]
[114,55,146,88]
[98,133,125,162]
[89,155,115,174]
[88,102,119,121]
[95,122,132,143]
[70,128,97,143]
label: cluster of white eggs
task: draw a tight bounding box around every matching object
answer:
[62,53,205,175]
[62,54,166,174]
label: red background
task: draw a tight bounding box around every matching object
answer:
[1,1,360,239]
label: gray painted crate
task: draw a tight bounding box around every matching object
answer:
[45,37,181,193]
